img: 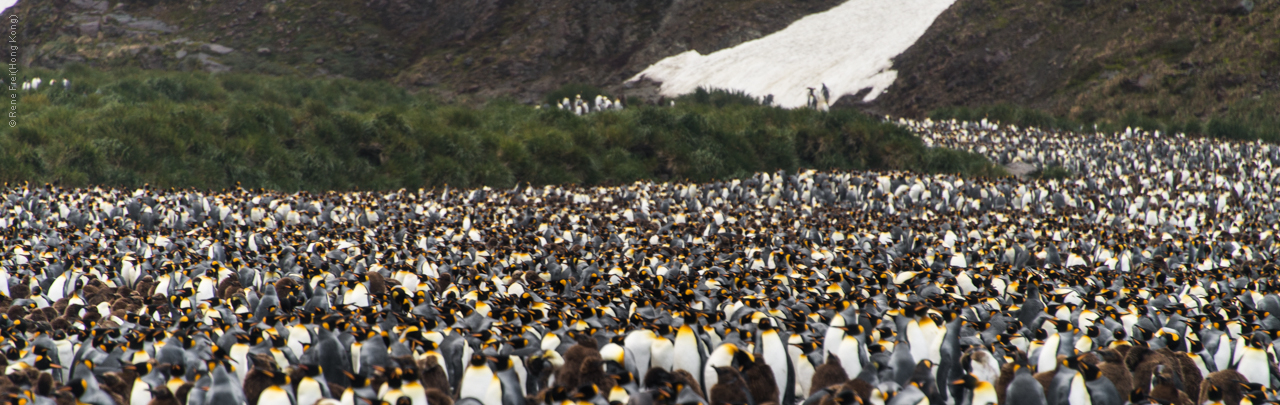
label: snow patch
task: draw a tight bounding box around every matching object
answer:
[628,0,957,108]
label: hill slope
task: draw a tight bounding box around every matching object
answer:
[9,0,1279,129]
[8,0,843,103]
[870,0,1280,125]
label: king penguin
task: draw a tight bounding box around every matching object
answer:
[758,318,795,405]
[674,312,707,387]
[1233,333,1271,386]
[953,373,998,405]
[1079,359,1121,405]
[836,325,866,382]
[1006,363,1048,405]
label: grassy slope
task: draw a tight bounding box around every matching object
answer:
[3,67,1003,191]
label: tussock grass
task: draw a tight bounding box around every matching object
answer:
[3,67,1003,191]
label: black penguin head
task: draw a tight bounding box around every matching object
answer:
[572,384,600,400]
[62,379,90,398]
[468,354,487,367]
[954,373,981,389]
[1204,384,1223,403]
[263,369,289,386]
[1077,359,1100,381]
[1085,326,1100,338]
[299,363,322,377]
[1249,333,1268,349]
[491,355,512,372]
[830,389,857,405]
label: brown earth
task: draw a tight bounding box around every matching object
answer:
[868,0,1280,121]
[6,0,843,103]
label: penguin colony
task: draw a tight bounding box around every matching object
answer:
[15,78,71,91]
[0,117,1279,405]
[547,95,624,115]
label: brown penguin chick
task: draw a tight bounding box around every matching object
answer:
[29,372,52,398]
[146,385,181,405]
[738,352,778,405]
[39,306,59,321]
[216,277,242,299]
[50,317,72,332]
[134,276,154,297]
[98,371,131,403]
[1033,369,1057,397]
[51,389,72,405]
[111,298,133,313]
[1126,346,1178,394]
[5,306,28,321]
[52,298,69,315]
[1077,352,1100,365]
[90,288,117,307]
[1198,370,1247,405]
[417,356,450,393]
[555,332,602,388]
[1148,365,1192,405]
[553,350,589,390]
[1094,348,1133,401]
[709,366,753,405]
[243,358,282,405]
[670,369,705,399]
[424,388,452,405]
[366,271,388,295]
[273,277,298,297]
[994,362,1019,405]
[575,356,616,395]
[1165,350,1202,401]
[25,309,48,324]
[811,354,850,395]
[0,374,17,396]
[9,282,29,299]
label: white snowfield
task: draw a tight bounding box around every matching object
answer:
[628,0,957,109]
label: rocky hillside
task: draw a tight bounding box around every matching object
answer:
[870,0,1280,123]
[8,0,842,103]
[9,0,1279,123]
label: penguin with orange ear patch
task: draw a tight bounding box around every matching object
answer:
[253,369,294,405]
[1004,363,1048,405]
[1079,357,1121,405]
[952,373,998,405]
